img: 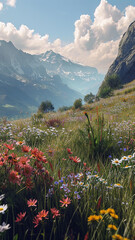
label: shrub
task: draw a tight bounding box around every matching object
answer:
[45,118,64,127]
[38,101,54,113]
[84,92,95,103]
[73,98,82,109]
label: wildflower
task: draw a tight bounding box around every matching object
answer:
[60,197,71,207]
[114,183,123,188]
[67,148,73,154]
[121,156,128,161]
[123,165,131,169]
[37,210,49,220]
[106,186,113,189]
[15,212,26,222]
[106,208,115,214]
[19,156,30,166]
[33,216,40,228]
[88,214,102,222]
[112,234,123,240]
[0,204,8,214]
[110,213,119,219]
[111,159,122,165]
[23,164,33,177]
[107,224,118,231]
[100,209,107,215]
[9,170,21,185]
[4,143,14,150]
[72,156,81,163]
[22,145,31,152]
[0,222,10,232]
[16,140,25,145]
[27,199,37,207]
[51,208,60,218]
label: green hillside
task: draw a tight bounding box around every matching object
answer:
[0,80,135,239]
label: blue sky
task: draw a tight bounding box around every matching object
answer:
[0,0,135,73]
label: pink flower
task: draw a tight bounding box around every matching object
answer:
[60,197,71,207]
[19,156,30,166]
[33,216,40,228]
[67,148,73,154]
[4,143,14,150]
[22,145,31,152]
[51,208,60,218]
[37,210,49,220]
[23,164,33,177]
[27,199,37,207]
[9,170,21,185]
[15,212,26,222]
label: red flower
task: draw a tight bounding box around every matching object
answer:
[73,156,81,163]
[15,212,26,222]
[37,210,49,220]
[19,156,30,166]
[27,199,37,207]
[51,208,60,218]
[9,170,21,185]
[22,145,31,152]
[33,216,40,228]
[67,148,73,154]
[23,164,33,177]
[60,197,71,207]
[4,143,14,150]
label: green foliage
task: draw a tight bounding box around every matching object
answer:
[73,98,82,109]
[58,105,72,112]
[106,74,121,89]
[84,92,95,103]
[98,74,121,98]
[38,100,54,113]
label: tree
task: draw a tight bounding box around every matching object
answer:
[38,101,54,113]
[84,92,95,103]
[73,98,82,109]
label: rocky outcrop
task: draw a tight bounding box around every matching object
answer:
[106,21,135,83]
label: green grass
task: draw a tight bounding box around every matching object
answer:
[0,81,135,239]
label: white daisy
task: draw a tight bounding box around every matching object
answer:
[0,204,8,214]
[0,222,10,232]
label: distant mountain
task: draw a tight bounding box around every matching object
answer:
[103,21,135,84]
[39,50,104,95]
[0,40,81,119]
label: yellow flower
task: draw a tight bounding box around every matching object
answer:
[110,213,119,219]
[112,234,123,240]
[108,224,118,231]
[106,208,116,214]
[88,214,102,222]
[100,209,107,215]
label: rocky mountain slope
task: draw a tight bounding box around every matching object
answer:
[104,21,135,84]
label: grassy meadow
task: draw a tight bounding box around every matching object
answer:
[0,82,135,240]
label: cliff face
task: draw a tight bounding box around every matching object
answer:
[106,21,135,83]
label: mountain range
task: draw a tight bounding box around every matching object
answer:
[0,40,104,119]
[39,50,104,95]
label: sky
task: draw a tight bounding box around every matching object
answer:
[0,0,135,74]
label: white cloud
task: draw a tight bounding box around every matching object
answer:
[0,0,135,73]
[0,2,3,10]
[6,0,16,7]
